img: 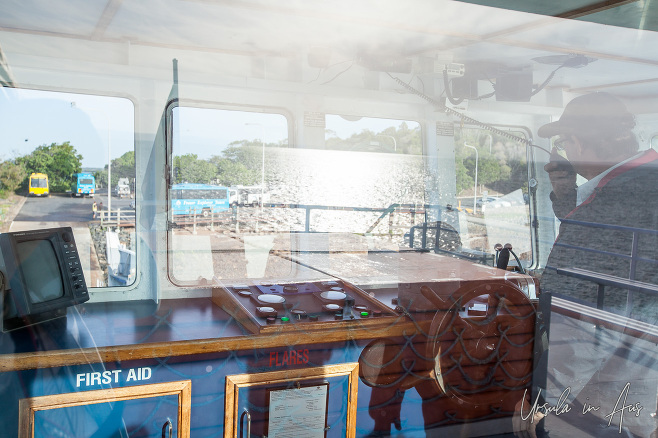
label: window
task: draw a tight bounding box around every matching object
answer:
[168,106,290,285]
[0,88,135,288]
[167,109,429,285]
[453,126,531,266]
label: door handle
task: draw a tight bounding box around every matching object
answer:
[162,419,173,438]
[239,408,251,438]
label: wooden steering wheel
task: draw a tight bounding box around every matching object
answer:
[421,281,536,408]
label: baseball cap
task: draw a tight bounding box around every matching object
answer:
[538,92,635,138]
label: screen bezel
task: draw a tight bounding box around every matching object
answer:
[1,228,86,329]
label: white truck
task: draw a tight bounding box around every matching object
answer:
[114,178,131,198]
[228,185,270,207]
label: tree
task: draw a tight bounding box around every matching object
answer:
[463,155,509,187]
[209,141,265,186]
[112,151,135,178]
[94,170,107,189]
[96,151,135,188]
[0,160,26,196]
[16,142,82,192]
[211,158,259,186]
[324,123,422,154]
[455,160,473,194]
[222,141,264,169]
[173,153,216,184]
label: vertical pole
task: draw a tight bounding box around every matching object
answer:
[305,207,311,232]
[388,210,394,240]
[464,143,478,214]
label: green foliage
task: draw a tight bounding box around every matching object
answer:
[463,155,510,187]
[455,160,473,194]
[454,127,527,196]
[173,153,217,184]
[95,151,135,187]
[16,142,82,192]
[213,159,259,186]
[94,170,107,188]
[170,141,267,187]
[0,160,27,195]
[325,122,422,154]
[222,142,264,169]
[111,151,135,185]
[167,123,529,200]
[171,124,422,189]
[210,141,264,186]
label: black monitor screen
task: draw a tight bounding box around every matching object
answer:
[16,239,65,304]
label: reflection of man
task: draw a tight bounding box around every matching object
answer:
[540,92,658,320]
[521,93,658,437]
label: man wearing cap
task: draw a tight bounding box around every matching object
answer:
[519,92,658,437]
[539,92,658,322]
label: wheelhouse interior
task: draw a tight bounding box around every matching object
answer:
[1,1,658,437]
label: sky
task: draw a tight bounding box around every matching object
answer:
[1,87,418,168]
[0,88,134,169]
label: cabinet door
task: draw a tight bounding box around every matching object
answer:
[225,364,358,438]
[19,381,191,438]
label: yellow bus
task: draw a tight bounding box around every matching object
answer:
[27,172,49,197]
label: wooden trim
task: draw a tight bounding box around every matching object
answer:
[224,363,359,438]
[18,380,192,438]
[555,0,637,20]
[0,317,422,372]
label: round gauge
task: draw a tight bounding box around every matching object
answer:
[330,287,344,291]
[258,294,286,304]
[321,291,346,301]
[257,306,276,313]
[324,303,341,311]
[237,290,252,297]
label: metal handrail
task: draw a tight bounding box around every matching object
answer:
[99,208,136,226]
[547,218,658,317]
[261,202,429,233]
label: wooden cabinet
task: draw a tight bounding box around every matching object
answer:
[19,380,191,438]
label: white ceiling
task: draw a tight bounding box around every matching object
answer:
[1,0,658,100]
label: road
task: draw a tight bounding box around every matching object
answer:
[14,188,134,223]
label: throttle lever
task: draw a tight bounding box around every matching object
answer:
[494,243,526,274]
[495,243,510,271]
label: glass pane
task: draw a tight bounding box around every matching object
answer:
[237,378,349,438]
[33,394,180,438]
[2,1,658,438]
[0,88,136,288]
[169,107,290,284]
[455,127,531,266]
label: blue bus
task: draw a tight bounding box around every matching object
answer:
[170,183,230,216]
[72,172,96,197]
